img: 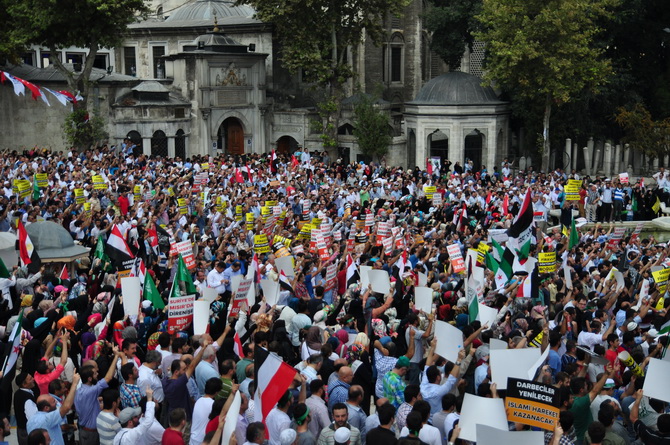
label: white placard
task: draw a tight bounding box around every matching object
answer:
[643,358,670,403]
[368,269,391,294]
[476,424,544,445]
[121,277,142,316]
[193,300,210,335]
[360,266,372,288]
[459,393,509,442]
[275,256,295,279]
[260,278,279,306]
[414,287,433,314]
[418,272,428,287]
[434,320,463,363]
[221,391,242,445]
[231,274,244,293]
[477,303,498,328]
[563,262,572,290]
[527,346,550,380]
[489,338,507,350]
[202,287,219,303]
[490,348,541,390]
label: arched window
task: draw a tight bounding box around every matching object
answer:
[156,6,164,19]
[175,129,186,159]
[383,33,404,84]
[151,130,168,158]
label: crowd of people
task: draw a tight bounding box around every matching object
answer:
[0,145,670,445]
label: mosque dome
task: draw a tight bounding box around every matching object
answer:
[411,72,503,105]
[26,221,89,261]
[165,0,255,23]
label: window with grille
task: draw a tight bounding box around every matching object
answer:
[151,130,168,158]
[175,130,186,159]
[153,46,166,79]
[469,41,485,77]
[175,108,185,119]
[124,47,136,76]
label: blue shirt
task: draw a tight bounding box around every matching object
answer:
[548,350,561,377]
[27,410,64,445]
[195,361,219,395]
[74,380,108,428]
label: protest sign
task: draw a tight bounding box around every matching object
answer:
[325,262,338,293]
[93,175,106,190]
[201,287,218,303]
[608,227,626,248]
[193,300,210,335]
[36,173,48,188]
[476,425,543,445]
[490,348,541,390]
[121,277,141,316]
[414,287,433,314]
[368,269,390,294]
[565,179,582,201]
[254,234,271,253]
[538,252,556,273]
[75,188,85,204]
[168,294,195,333]
[505,377,560,430]
[447,244,466,274]
[434,321,463,362]
[643,358,670,402]
[459,394,509,442]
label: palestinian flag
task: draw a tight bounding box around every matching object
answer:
[346,254,359,287]
[143,271,165,310]
[278,270,294,294]
[254,346,297,422]
[1,309,23,375]
[499,247,515,282]
[491,238,504,262]
[105,224,134,269]
[517,263,539,301]
[233,332,244,358]
[17,220,41,274]
[59,265,69,282]
[507,188,533,260]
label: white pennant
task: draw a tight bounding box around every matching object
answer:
[4,73,25,96]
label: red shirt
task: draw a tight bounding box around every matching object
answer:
[35,362,64,395]
[162,428,185,445]
[205,417,219,435]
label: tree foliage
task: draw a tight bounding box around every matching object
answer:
[475,0,619,170]
[424,0,482,69]
[239,0,410,88]
[5,0,148,108]
[353,94,391,160]
[614,104,670,159]
[63,109,108,151]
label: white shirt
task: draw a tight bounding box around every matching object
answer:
[137,418,165,445]
[137,365,164,403]
[190,397,214,445]
[206,268,226,294]
[266,407,291,445]
[577,330,603,351]
[400,424,442,445]
[113,401,156,445]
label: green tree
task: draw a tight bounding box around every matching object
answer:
[63,109,108,150]
[353,94,391,161]
[6,0,148,110]
[614,104,670,160]
[476,0,619,171]
[424,0,482,69]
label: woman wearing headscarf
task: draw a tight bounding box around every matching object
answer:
[334,329,349,358]
[301,326,323,361]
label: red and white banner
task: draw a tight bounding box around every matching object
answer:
[447,244,466,274]
[168,294,195,333]
[172,240,196,269]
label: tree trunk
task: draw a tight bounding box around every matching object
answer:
[542,94,552,172]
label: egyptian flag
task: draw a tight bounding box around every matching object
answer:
[105,224,135,268]
[233,332,244,358]
[130,258,146,288]
[426,158,433,175]
[278,270,294,294]
[17,220,41,274]
[507,188,533,260]
[147,225,159,255]
[395,250,409,277]
[452,202,467,232]
[247,253,260,284]
[270,150,278,173]
[59,265,69,282]
[346,254,359,287]
[254,346,297,422]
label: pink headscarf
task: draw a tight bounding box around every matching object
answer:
[335,329,349,357]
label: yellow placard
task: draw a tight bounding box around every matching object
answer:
[539,252,557,273]
[178,198,188,215]
[36,173,48,188]
[254,234,271,253]
[75,188,85,204]
[93,175,106,190]
[424,185,437,199]
[565,179,582,201]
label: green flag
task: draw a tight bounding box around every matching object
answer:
[171,254,197,300]
[0,257,10,279]
[144,272,165,309]
[569,217,579,249]
[95,235,106,260]
[485,252,499,274]
[491,238,504,261]
[32,175,40,201]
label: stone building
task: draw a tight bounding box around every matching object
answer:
[0,0,511,168]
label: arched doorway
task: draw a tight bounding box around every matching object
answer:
[465,130,483,171]
[151,130,168,157]
[276,136,299,155]
[175,129,186,160]
[217,117,244,155]
[126,131,142,156]
[429,130,449,161]
[407,130,416,168]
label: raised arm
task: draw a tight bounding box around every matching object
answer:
[186,338,210,378]
[104,346,121,383]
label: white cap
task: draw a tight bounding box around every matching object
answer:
[280,429,297,445]
[334,428,351,444]
[627,322,638,331]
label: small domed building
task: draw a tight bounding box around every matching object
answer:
[404,71,511,171]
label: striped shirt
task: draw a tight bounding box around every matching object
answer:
[96,411,121,445]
